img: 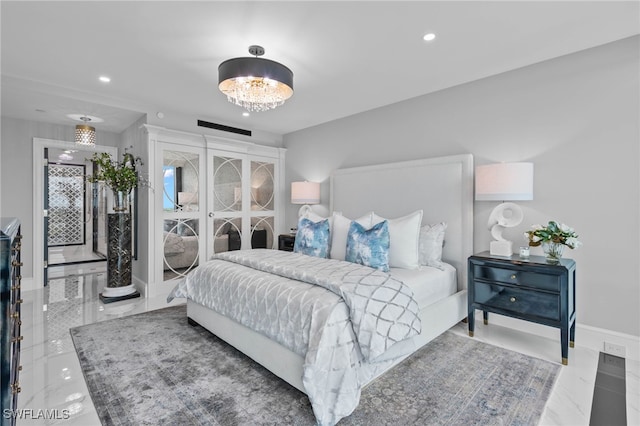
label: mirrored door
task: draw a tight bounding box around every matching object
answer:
[209,154,245,256]
[161,148,203,281]
[207,152,278,259]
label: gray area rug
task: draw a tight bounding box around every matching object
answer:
[70,305,560,425]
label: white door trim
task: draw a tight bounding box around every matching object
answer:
[32,138,117,288]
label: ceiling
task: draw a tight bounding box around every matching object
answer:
[2,1,638,136]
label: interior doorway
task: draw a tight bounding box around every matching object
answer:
[33,138,117,287]
[46,147,107,265]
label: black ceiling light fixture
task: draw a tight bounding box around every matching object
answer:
[218,45,293,112]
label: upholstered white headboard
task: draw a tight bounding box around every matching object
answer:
[330,154,474,290]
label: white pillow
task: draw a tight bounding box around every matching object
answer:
[330,212,373,260]
[419,222,447,270]
[372,210,423,269]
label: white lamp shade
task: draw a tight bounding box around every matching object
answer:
[291,181,320,204]
[475,162,534,201]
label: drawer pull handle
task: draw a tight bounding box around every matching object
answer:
[12,260,23,267]
[510,296,517,303]
[12,335,23,343]
[15,299,23,304]
[510,274,517,279]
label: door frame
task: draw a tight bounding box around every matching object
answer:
[33,138,117,287]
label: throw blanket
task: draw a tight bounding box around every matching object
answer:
[168,249,421,425]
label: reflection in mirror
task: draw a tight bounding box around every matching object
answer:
[163,218,199,281]
[213,218,242,253]
[213,156,242,212]
[252,216,274,249]
[163,151,199,212]
[251,161,274,211]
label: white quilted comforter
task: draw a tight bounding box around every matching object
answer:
[167,249,421,425]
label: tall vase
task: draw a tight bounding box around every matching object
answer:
[112,190,128,212]
[100,190,139,303]
[542,241,565,263]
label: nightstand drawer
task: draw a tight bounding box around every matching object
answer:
[278,234,295,252]
[473,265,560,292]
[473,282,560,321]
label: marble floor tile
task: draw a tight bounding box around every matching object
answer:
[12,270,639,425]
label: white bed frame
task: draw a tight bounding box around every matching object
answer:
[188,153,474,393]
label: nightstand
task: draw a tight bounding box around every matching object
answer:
[278,234,296,251]
[467,251,576,365]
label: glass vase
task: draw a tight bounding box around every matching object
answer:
[542,241,565,263]
[112,190,129,213]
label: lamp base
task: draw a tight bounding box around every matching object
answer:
[490,240,513,256]
[298,204,312,217]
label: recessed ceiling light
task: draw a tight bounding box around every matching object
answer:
[99,76,111,83]
[242,112,250,117]
[423,33,436,42]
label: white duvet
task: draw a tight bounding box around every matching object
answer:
[168,249,421,425]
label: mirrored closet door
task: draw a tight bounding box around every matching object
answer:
[207,153,277,259]
[161,147,204,281]
[148,125,285,289]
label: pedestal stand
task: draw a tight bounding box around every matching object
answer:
[100,213,140,303]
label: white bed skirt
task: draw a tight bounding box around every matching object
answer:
[187,289,467,394]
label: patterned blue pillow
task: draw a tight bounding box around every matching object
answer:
[293,218,330,258]
[346,220,390,272]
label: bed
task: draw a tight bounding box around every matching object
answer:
[168,154,474,425]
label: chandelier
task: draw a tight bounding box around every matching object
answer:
[75,116,96,146]
[218,45,293,112]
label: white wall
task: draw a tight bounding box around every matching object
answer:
[120,116,150,286]
[283,36,640,337]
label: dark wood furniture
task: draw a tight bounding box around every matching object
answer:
[278,234,296,252]
[1,218,22,426]
[468,251,576,365]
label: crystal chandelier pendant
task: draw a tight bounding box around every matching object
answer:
[218,45,294,112]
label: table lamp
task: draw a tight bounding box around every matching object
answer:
[475,162,534,256]
[291,181,320,217]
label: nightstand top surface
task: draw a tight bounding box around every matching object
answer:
[470,251,576,269]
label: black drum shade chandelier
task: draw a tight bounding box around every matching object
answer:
[218,45,294,112]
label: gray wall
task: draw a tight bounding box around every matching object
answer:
[0,117,122,282]
[283,36,639,337]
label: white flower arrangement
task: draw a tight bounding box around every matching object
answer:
[525,221,582,249]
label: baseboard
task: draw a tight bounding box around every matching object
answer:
[132,276,148,298]
[485,314,640,362]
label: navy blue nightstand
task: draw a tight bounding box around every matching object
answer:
[468,251,576,365]
[278,234,295,252]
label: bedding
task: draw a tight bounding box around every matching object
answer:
[345,220,390,271]
[372,210,423,269]
[390,263,457,308]
[330,212,373,260]
[293,217,330,258]
[168,249,421,425]
[418,222,448,269]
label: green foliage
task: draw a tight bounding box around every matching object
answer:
[87,152,138,193]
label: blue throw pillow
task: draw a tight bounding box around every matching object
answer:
[345,220,390,272]
[293,218,330,258]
